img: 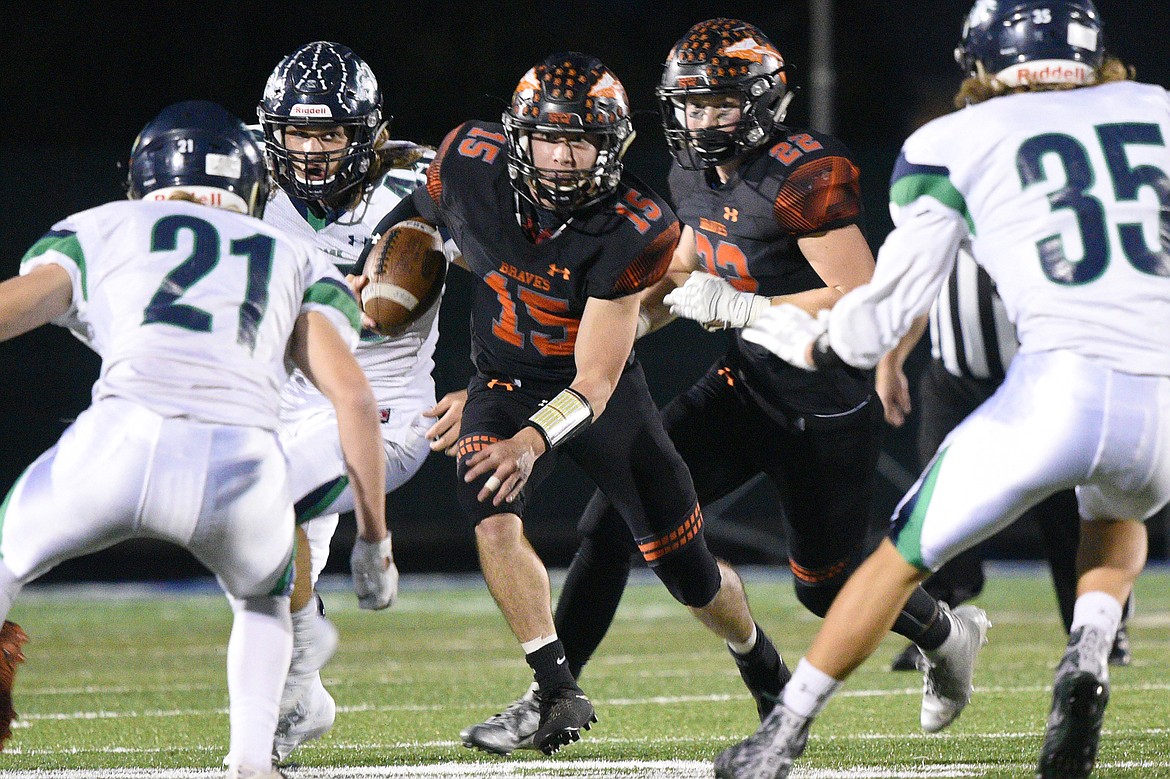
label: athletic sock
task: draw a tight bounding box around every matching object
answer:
[525,637,576,692]
[781,658,841,719]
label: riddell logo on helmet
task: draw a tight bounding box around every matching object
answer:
[546,112,574,124]
[290,104,332,118]
[1011,63,1090,84]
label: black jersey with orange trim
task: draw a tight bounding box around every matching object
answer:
[669,127,872,420]
[414,120,679,384]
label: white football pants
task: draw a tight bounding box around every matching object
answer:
[892,350,1170,570]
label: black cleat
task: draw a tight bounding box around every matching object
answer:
[1037,626,1112,779]
[730,626,791,721]
[532,684,596,755]
[1037,670,1109,779]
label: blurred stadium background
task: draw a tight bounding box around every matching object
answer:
[2,0,1167,582]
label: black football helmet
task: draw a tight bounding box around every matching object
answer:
[955,0,1104,86]
[257,41,385,202]
[657,18,793,170]
[503,52,634,213]
[127,100,269,217]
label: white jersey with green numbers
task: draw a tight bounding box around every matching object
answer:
[262,151,441,406]
[18,199,360,430]
[829,80,1170,375]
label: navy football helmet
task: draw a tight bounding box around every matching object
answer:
[258,41,385,202]
[657,18,793,170]
[955,0,1104,86]
[127,100,269,217]
[503,52,634,213]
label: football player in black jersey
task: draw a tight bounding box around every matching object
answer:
[369,52,786,757]
[459,19,989,757]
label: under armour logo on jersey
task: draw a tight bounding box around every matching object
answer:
[724,207,739,222]
[548,264,571,280]
[487,379,516,392]
[717,367,735,387]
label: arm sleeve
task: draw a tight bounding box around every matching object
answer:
[827,206,965,369]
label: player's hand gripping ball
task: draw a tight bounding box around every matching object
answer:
[362,219,446,337]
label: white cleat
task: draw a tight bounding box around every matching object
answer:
[273,678,337,762]
[460,683,541,755]
[920,603,991,733]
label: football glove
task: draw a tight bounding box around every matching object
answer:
[741,304,830,371]
[663,270,769,330]
[350,535,399,610]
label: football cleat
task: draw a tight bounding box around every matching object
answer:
[273,679,336,762]
[1037,625,1112,779]
[713,703,810,779]
[460,683,540,755]
[920,603,990,733]
[0,621,28,751]
[281,606,339,711]
[532,684,596,755]
[729,626,791,721]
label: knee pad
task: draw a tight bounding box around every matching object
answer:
[791,558,854,618]
[649,533,721,607]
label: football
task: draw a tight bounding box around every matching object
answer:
[361,219,447,337]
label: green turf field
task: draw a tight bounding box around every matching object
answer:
[2,566,1168,778]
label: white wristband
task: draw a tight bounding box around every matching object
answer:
[526,388,593,449]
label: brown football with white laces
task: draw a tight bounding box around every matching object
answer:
[361,219,446,337]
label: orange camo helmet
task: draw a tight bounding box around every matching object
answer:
[503,52,635,213]
[658,18,793,169]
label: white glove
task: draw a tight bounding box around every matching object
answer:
[663,270,768,330]
[741,304,830,371]
[350,535,399,610]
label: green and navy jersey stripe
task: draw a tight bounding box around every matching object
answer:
[304,277,361,333]
[889,153,975,234]
[22,229,87,299]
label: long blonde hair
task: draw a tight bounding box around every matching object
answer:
[954,56,1133,107]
